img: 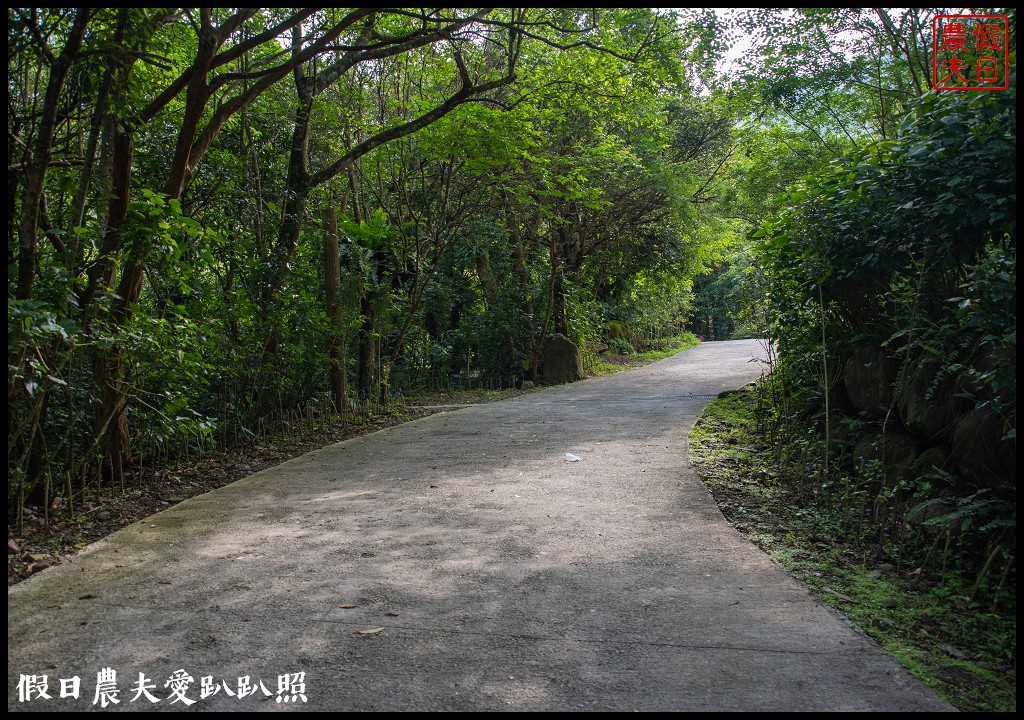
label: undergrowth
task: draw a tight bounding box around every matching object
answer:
[589,332,701,376]
[689,383,1016,712]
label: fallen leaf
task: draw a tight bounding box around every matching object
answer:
[355,627,385,635]
[8,538,20,554]
[78,593,99,600]
[338,604,357,609]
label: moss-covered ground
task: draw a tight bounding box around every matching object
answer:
[689,385,1016,712]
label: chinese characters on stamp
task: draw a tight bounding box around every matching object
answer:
[932,14,1009,91]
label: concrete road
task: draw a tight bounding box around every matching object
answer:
[8,340,954,711]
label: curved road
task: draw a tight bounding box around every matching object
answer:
[8,340,953,711]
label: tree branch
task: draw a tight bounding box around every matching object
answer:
[307,63,517,190]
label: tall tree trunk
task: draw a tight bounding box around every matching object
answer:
[91,129,138,482]
[66,11,123,271]
[96,344,131,482]
[16,9,91,300]
[508,204,541,378]
[475,251,500,307]
[534,237,559,379]
[92,21,215,481]
[323,205,349,414]
[357,296,377,407]
[255,38,316,415]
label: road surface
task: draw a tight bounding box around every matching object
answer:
[8,339,953,711]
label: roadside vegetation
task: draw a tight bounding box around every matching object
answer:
[690,384,1016,712]
[588,332,702,376]
[699,10,1016,711]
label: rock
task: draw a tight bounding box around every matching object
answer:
[911,445,955,480]
[942,645,968,660]
[822,587,856,603]
[907,497,958,534]
[827,413,865,444]
[8,539,19,554]
[605,320,636,344]
[853,433,921,484]
[540,333,584,383]
[843,345,898,417]
[896,358,968,440]
[950,407,1015,486]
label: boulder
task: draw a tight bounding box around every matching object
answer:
[910,445,956,481]
[843,345,898,417]
[540,333,584,383]
[950,408,1015,486]
[896,358,969,440]
[852,432,921,484]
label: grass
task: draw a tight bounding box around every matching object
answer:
[589,332,701,376]
[402,387,530,405]
[689,385,1016,712]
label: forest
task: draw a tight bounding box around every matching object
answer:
[6,9,1016,688]
[8,8,745,508]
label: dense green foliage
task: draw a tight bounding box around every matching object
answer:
[759,83,1016,406]
[752,40,1016,611]
[8,8,737,517]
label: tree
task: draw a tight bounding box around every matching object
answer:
[8,7,705,509]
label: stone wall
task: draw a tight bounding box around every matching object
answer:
[838,344,1014,492]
